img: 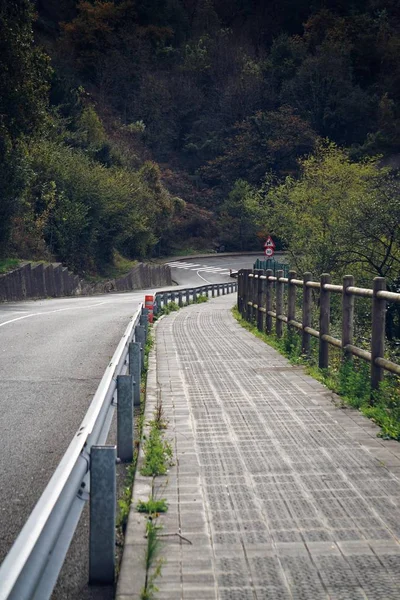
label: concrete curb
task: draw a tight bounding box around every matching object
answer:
[116,322,169,600]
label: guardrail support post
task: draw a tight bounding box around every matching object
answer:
[342,275,354,360]
[319,274,331,369]
[186,289,190,304]
[178,291,183,307]
[371,277,386,392]
[163,292,168,307]
[302,272,312,354]
[212,284,215,298]
[276,270,284,338]
[140,310,148,340]
[135,325,146,371]
[265,269,273,333]
[117,375,134,462]
[89,445,116,584]
[129,341,141,406]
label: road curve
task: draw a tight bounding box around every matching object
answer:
[166,254,266,286]
[0,254,263,598]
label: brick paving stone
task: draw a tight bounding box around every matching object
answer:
[118,294,400,599]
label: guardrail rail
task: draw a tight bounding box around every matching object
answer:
[0,280,237,599]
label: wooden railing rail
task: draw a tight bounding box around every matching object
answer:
[237,269,400,390]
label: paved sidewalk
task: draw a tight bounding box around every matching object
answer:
[118,295,400,600]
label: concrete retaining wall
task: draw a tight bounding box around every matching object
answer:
[0,262,172,303]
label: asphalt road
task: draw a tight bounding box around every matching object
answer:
[0,254,264,599]
[166,253,267,286]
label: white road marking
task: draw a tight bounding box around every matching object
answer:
[167,262,202,268]
[0,301,107,329]
[168,262,231,274]
[195,268,231,274]
[196,271,213,284]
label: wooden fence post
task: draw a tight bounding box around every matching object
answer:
[257,270,265,332]
[302,272,312,354]
[245,270,252,321]
[241,270,248,318]
[342,275,354,359]
[287,270,297,336]
[265,269,273,334]
[252,271,259,322]
[276,269,284,338]
[237,271,242,313]
[371,277,386,391]
[319,273,331,369]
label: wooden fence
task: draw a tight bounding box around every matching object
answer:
[237,268,400,390]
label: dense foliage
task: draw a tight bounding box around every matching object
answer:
[1,0,400,273]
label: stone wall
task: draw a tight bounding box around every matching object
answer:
[0,262,172,302]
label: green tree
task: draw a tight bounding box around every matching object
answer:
[218,179,262,250]
[0,0,51,253]
[202,107,317,190]
[265,143,400,280]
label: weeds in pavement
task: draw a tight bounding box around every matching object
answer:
[140,519,164,600]
[140,426,173,477]
[137,497,168,515]
[116,331,153,536]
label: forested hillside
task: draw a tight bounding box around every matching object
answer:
[1,0,400,276]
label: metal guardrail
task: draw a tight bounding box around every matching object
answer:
[0,304,145,600]
[154,281,237,314]
[0,281,238,599]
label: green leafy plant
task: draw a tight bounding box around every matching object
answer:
[0,259,20,274]
[140,519,164,600]
[193,294,208,303]
[150,400,168,430]
[116,330,153,536]
[140,427,173,477]
[137,498,168,514]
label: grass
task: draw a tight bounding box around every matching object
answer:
[85,251,138,283]
[140,426,173,477]
[140,519,164,600]
[0,258,20,274]
[117,460,138,533]
[233,306,400,441]
[137,497,168,515]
